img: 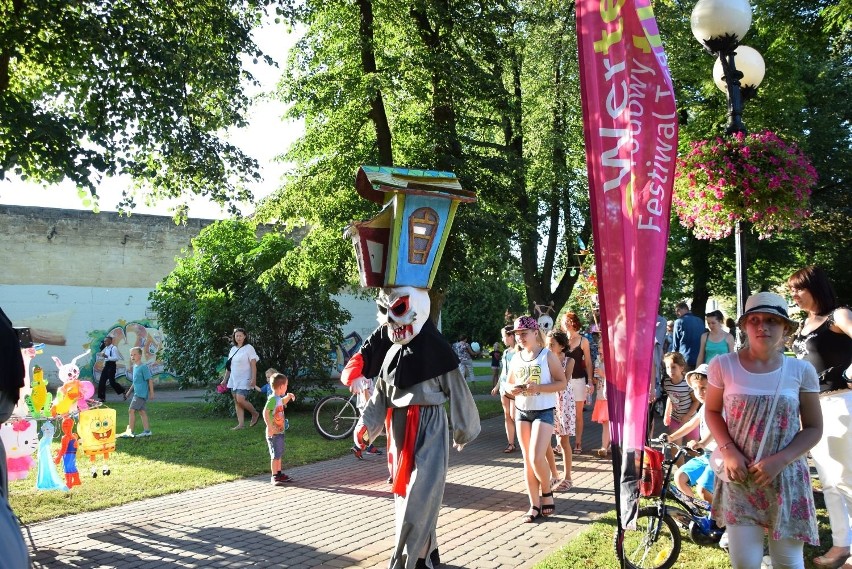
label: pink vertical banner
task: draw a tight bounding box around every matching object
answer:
[575,0,678,533]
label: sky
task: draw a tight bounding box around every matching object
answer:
[0,16,304,220]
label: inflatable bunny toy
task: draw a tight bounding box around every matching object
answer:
[51,350,95,417]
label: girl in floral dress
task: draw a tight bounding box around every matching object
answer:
[705,292,822,569]
[546,330,575,491]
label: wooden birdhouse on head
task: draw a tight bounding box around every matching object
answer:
[346,166,476,289]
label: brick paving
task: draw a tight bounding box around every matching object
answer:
[24,407,618,569]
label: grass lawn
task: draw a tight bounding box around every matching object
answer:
[9,397,503,525]
[534,493,833,569]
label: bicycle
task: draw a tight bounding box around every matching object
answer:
[622,436,725,569]
[313,392,360,440]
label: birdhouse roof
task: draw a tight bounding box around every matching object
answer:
[355,165,476,205]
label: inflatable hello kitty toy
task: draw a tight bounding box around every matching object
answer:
[1,418,38,481]
[51,350,95,417]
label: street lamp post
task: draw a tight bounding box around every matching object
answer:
[690,0,765,346]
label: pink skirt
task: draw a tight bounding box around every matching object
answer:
[591,399,608,423]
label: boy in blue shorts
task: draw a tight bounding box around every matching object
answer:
[264,373,295,486]
[666,364,716,502]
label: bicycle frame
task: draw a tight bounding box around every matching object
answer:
[649,439,721,543]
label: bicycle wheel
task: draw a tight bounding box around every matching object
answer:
[313,395,359,440]
[622,506,682,569]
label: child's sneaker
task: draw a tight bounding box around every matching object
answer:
[137,430,152,437]
[365,444,383,456]
[117,428,134,438]
[274,473,293,486]
[351,445,364,460]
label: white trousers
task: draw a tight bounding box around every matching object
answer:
[811,391,852,548]
[726,525,804,569]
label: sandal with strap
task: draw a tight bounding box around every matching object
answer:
[556,478,573,492]
[541,492,555,517]
[522,506,541,523]
[503,444,516,453]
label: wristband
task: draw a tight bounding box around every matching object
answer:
[719,441,736,452]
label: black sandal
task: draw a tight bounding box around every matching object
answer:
[541,492,555,517]
[503,444,516,453]
[522,506,541,523]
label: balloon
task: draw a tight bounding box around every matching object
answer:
[36,422,68,491]
[1,419,38,481]
[78,408,116,478]
[26,366,53,418]
[51,350,94,417]
[470,342,481,353]
[55,417,81,488]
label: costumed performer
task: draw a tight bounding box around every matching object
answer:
[343,165,481,569]
[348,286,480,568]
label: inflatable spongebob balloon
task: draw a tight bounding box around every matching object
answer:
[77,408,116,478]
[1,418,38,481]
[26,366,53,418]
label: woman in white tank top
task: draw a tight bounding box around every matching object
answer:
[506,316,568,523]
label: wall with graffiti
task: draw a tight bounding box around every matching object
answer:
[1,206,404,387]
[0,284,172,385]
[1,283,386,385]
[82,320,171,383]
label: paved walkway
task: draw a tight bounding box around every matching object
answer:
[25,384,621,568]
[25,413,616,568]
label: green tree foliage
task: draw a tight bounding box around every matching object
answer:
[655,0,852,310]
[261,0,591,338]
[149,220,349,395]
[264,0,849,325]
[441,244,526,346]
[0,0,281,215]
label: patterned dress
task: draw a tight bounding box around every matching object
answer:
[707,352,820,544]
[554,354,576,436]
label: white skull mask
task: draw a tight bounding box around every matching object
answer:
[376,286,430,345]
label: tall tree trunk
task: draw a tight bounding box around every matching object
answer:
[356,0,393,166]
[410,1,461,171]
[0,0,25,94]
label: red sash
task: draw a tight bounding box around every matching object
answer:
[387,405,421,497]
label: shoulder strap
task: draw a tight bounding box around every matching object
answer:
[754,358,785,462]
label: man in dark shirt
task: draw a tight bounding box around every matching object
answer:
[0,306,30,567]
[672,302,705,371]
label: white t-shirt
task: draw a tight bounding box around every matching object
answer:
[707,352,819,399]
[226,344,259,390]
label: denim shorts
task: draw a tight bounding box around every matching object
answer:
[267,433,286,459]
[232,389,252,398]
[516,407,555,426]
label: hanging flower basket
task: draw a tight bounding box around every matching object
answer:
[673,131,818,240]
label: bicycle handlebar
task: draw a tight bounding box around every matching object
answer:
[648,436,705,459]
